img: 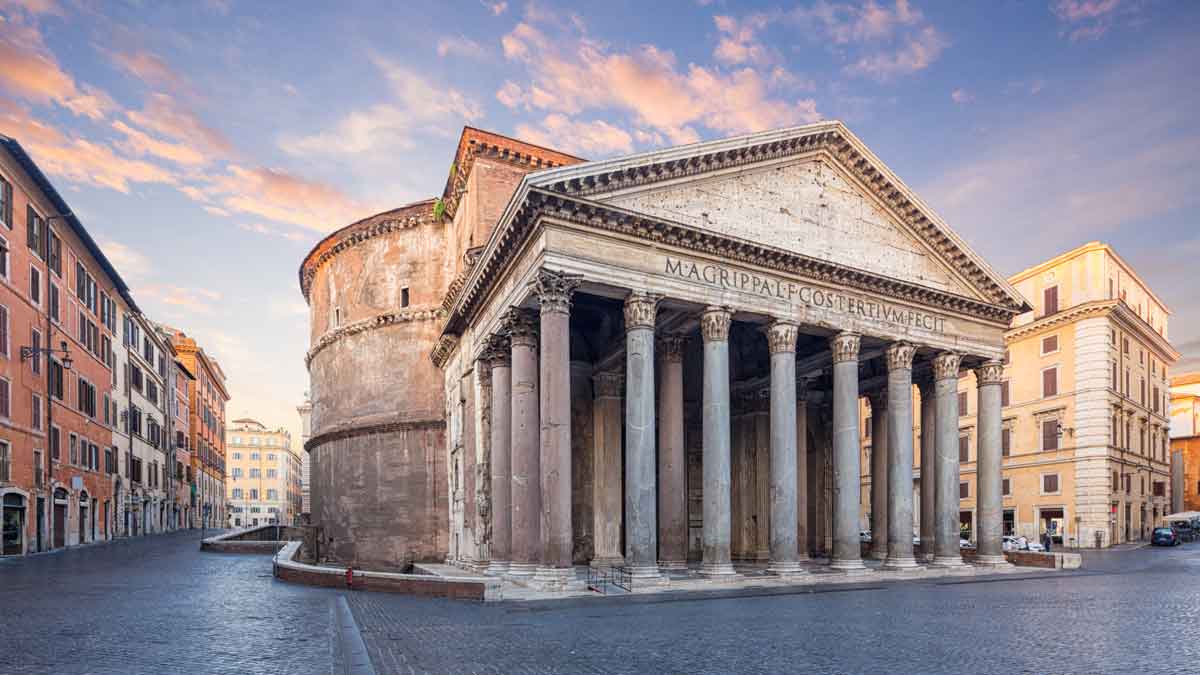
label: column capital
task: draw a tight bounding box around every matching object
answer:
[481,334,511,368]
[504,308,539,348]
[932,352,962,381]
[700,306,733,343]
[593,371,624,399]
[765,321,799,355]
[829,332,860,364]
[973,359,1004,387]
[657,334,687,363]
[623,292,661,330]
[531,269,581,315]
[885,341,916,371]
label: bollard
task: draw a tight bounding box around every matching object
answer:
[345,566,355,589]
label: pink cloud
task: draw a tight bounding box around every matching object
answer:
[844,25,947,81]
[1050,0,1131,41]
[951,88,974,104]
[515,114,632,156]
[108,49,187,91]
[201,165,370,233]
[436,35,487,60]
[713,13,774,66]
[794,0,923,45]
[790,0,944,80]
[0,15,114,119]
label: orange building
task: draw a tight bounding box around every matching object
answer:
[1,134,138,555]
[162,328,229,528]
[1170,372,1200,512]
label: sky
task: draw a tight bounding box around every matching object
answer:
[1,0,1198,444]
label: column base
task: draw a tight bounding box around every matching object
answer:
[698,561,739,578]
[485,560,510,577]
[930,555,966,568]
[973,554,1011,568]
[869,549,888,560]
[531,566,572,591]
[507,562,537,577]
[882,554,922,571]
[626,564,667,586]
[656,559,687,571]
[767,560,808,576]
[589,555,625,569]
[829,557,870,574]
[753,550,771,562]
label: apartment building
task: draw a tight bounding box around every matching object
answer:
[165,346,196,527]
[226,419,301,526]
[164,328,229,528]
[1170,373,1200,512]
[297,394,312,517]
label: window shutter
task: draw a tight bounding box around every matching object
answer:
[1043,286,1058,315]
[959,435,969,462]
[958,392,967,416]
[1042,368,1057,397]
[1001,428,1011,457]
[1042,420,1059,450]
[1001,381,1010,407]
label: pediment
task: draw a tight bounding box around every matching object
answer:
[527,121,1030,313]
[595,157,981,301]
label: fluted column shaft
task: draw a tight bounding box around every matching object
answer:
[700,307,737,577]
[830,332,866,572]
[591,372,624,568]
[767,322,804,575]
[869,392,888,561]
[508,310,541,577]
[932,352,965,567]
[486,337,512,576]
[657,335,688,570]
[918,378,936,561]
[975,361,1006,565]
[624,293,662,581]
[884,342,919,569]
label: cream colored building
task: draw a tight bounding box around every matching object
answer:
[862,242,1178,549]
[225,419,301,527]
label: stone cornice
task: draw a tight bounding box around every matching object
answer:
[530,121,1028,314]
[306,308,443,369]
[306,417,445,454]
[299,200,438,302]
[1005,299,1179,362]
[436,189,1021,355]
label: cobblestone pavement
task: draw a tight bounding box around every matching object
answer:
[4,533,1200,674]
[0,530,339,675]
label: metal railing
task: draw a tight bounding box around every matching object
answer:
[587,565,633,594]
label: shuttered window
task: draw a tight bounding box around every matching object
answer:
[958,392,968,416]
[1001,381,1010,407]
[1042,368,1057,398]
[959,434,969,462]
[1043,286,1058,315]
[1042,420,1059,451]
[1043,474,1059,493]
[1001,428,1011,457]
[959,482,969,499]
[1041,334,1058,354]
[1002,478,1011,496]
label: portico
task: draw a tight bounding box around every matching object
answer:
[433,121,1029,589]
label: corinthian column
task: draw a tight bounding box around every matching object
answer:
[932,352,965,567]
[766,321,804,576]
[700,306,737,577]
[591,371,624,568]
[507,309,540,578]
[657,334,688,571]
[883,341,919,570]
[623,292,663,582]
[532,270,579,589]
[868,391,888,561]
[918,375,936,562]
[830,332,867,572]
[974,360,1008,566]
[796,382,810,561]
[485,335,512,577]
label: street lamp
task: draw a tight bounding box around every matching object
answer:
[21,340,72,370]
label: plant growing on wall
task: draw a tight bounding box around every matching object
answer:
[432,198,446,220]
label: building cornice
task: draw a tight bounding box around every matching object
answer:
[305,417,445,454]
[298,200,438,302]
[1009,241,1171,315]
[1006,299,1180,363]
[305,307,444,369]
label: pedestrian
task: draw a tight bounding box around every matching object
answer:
[1042,531,1053,553]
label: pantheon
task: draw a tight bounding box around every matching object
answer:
[299,121,1030,588]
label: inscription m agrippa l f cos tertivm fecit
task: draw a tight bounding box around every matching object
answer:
[664,257,947,334]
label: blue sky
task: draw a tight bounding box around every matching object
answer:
[2,0,1198,440]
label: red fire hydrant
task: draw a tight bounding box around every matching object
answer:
[345,566,355,589]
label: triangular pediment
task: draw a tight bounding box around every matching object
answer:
[526,121,1029,313]
[597,157,981,300]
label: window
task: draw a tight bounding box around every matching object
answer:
[401,287,410,308]
[249,468,261,478]
[1041,334,1058,355]
[1111,362,1118,390]
[959,434,969,463]
[30,328,40,374]
[1041,419,1059,451]
[267,489,278,500]
[49,425,60,460]
[49,283,59,323]
[1112,471,1120,492]
[1001,381,1010,407]
[29,265,40,305]
[958,391,968,416]
[0,233,7,280]
[1043,285,1058,316]
[0,305,7,357]
[1042,474,1060,494]
[1002,478,1011,496]
[77,377,96,418]
[0,377,8,418]
[249,489,259,500]
[31,392,41,430]
[232,452,241,460]
[26,205,44,259]
[1042,367,1058,398]
[251,452,260,460]
[267,453,276,461]
[232,488,243,499]
[231,467,242,479]
[0,175,10,228]
[48,231,61,277]
[69,432,78,464]
[1153,481,1166,498]
[1001,427,1011,457]
[266,469,277,479]
[959,481,969,499]
[1122,337,1130,354]
[0,440,7,482]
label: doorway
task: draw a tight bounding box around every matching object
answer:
[78,491,89,544]
[1040,507,1065,544]
[53,488,68,549]
[2,493,26,555]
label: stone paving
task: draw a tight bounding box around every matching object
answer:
[3,532,1199,674]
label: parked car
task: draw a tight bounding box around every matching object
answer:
[959,538,974,549]
[1167,520,1195,543]
[1152,527,1181,546]
[1001,535,1044,552]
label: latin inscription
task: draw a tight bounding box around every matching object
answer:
[665,257,947,334]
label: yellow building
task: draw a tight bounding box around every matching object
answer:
[1169,373,1200,512]
[862,242,1178,548]
[225,419,302,527]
